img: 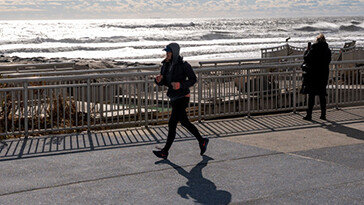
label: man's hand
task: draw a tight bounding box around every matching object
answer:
[171,82,180,90]
[155,75,163,83]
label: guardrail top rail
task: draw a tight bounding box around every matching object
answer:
[0,59,363,84]
[198,55,303,67]
[0,62,75,72]
[1,65,160,78]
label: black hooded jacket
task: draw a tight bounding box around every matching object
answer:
[155,43,197,101]
[303,41,332,95]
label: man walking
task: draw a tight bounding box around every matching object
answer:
[153,43,209,159]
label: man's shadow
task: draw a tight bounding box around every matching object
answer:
[323,120,364,141]
[155,155,231,205]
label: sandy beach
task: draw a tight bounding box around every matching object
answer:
[0,53,215,71]
[0,54,161,71]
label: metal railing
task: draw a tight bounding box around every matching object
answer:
[1,65,160,78]
[199,55,303,67]
[0,62,75,74]
[261,44,305,58]
[1,59,363,137]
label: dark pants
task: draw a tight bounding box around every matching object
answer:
[307,94,326,117]
[163,97,203,152]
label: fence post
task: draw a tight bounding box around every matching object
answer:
[137,81,142,126]
[247,69,251,117]
[145,75,149,127]
[335,65,339,109]
[260,74,263,110]
[100,86,104,118]
[293,67,297,113]
[198,72,202,122]
[87,78,91,134]
[23,82,28,138]
[86,78,94,150]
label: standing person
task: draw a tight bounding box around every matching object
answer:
[153,43,209,159]
[303,34,331,121]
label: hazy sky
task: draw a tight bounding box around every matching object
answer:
[0,0,363,20]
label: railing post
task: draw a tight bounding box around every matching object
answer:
[247,69,251,117]
[293,67,297,113]
[87,78,91,134]
[86,78,94,150]
[260,74,263,110]
[335,65,339,109]
[198,72,202,122]
[137,81,142,126]
[23,82,28,138]
[144,75,149,127]
[100,86,104,118]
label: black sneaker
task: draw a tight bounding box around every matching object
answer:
[200,138,209,156]
[303,116,312,121]
[320,115,327,120]
[153,149,168,159]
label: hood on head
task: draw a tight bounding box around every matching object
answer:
[313,41,329,50]
[166,42,180,64]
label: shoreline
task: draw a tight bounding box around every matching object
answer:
[0,54,160,70]
[0,55,210,69]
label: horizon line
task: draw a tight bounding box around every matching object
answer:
[1,14,364,21]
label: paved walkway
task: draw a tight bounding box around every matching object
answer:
[0,106,363,204]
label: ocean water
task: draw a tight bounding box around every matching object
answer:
[0,16,363,62]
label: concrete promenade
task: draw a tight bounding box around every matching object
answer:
[0,106,363,204]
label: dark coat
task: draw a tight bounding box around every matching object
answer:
[300,49,311,94]
[303,41,331,95]
[155,56,197,101]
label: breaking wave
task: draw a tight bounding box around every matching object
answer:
[295,21,364,32]
[1,42,281,54]
[351,21,361,25]
[295,26,326,32]
[0,36,135,45]
[200,32,235,40]
[294,22,338,32]
[100,22,196,29]
[1,16,364,61]
[339,25,364,32]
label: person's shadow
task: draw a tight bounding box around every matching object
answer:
[155,155,231,205]
[324,120,364,140]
